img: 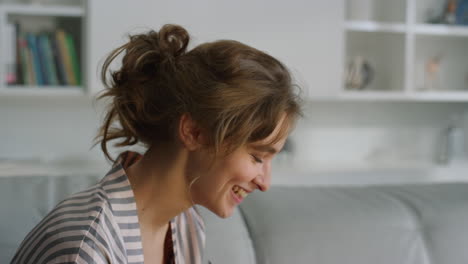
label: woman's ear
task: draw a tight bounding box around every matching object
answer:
[178,113,206,151]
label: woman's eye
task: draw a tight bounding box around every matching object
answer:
[251,154,263,164]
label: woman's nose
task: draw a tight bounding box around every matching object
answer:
[253,171,271,192]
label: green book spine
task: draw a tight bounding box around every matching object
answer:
[25,39,36,85]
[55,30,71,85]
[65,33,81,86]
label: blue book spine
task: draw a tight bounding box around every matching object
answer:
[27,33,44,86]
[41,35,59,86]
[36,33,50,85]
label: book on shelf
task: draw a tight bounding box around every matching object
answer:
[14,23,23,86]
[5,22,18,85]
[7,23,81,87]
[39,34,59,86]
[18,32,34,85]
[50,32,66,86]
[56,29,76,86]
[65,33,81,86]
[27,33,45,86]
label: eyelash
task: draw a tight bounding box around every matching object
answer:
[251,154,263,164]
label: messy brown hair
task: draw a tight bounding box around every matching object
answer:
[95,24,302,162]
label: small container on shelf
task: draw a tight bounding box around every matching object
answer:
[414,35,468,93]
[346,0,406,23]
[345,55,374,90]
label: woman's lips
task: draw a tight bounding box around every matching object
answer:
[231,188,244,204]
[231,185,249,204]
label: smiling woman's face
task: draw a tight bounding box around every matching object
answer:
[190,116,289,218]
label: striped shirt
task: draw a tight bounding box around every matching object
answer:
[11,151,206,264]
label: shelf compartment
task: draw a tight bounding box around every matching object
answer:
[413,35,468,92]
[414,0,462,24]
[346,0,406,23]
[345,31,406,92]
[1,6,84,89]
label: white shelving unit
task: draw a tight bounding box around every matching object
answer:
[344,0,468,102]
[414,23,468,36]
[339,90,468,102]
[0,3,83,16]
[345,21,406,33]
[0,2,86,97]
[0,86,83,96]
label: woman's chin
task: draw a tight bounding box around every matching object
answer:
[208,204,235,219]
[198,195,236,218]
[216,209,234,219]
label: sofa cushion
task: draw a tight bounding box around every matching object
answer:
[240,185,433,264]
[0,175,100,262]
[380,183,468,264]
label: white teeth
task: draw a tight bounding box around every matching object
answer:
[238,189,247,198]
[233,185,248,198]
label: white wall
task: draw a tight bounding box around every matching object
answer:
[86,0,344,96]
[0,96,105,161]
[291,101,468,167]
[1,95,466,168]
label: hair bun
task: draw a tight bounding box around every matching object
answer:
[157,24,190,58]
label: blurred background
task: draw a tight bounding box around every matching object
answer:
[1,0,468,185]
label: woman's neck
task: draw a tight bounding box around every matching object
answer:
[126,145,192,234]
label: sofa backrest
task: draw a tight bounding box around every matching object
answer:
[3,174,468,264]
[240,184,468,264]
[0,174,101,262]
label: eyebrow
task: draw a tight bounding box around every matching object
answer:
[251,145,279,154]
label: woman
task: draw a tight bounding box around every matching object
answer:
[12,24,301,264]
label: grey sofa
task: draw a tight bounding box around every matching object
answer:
[2,174,468,264]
